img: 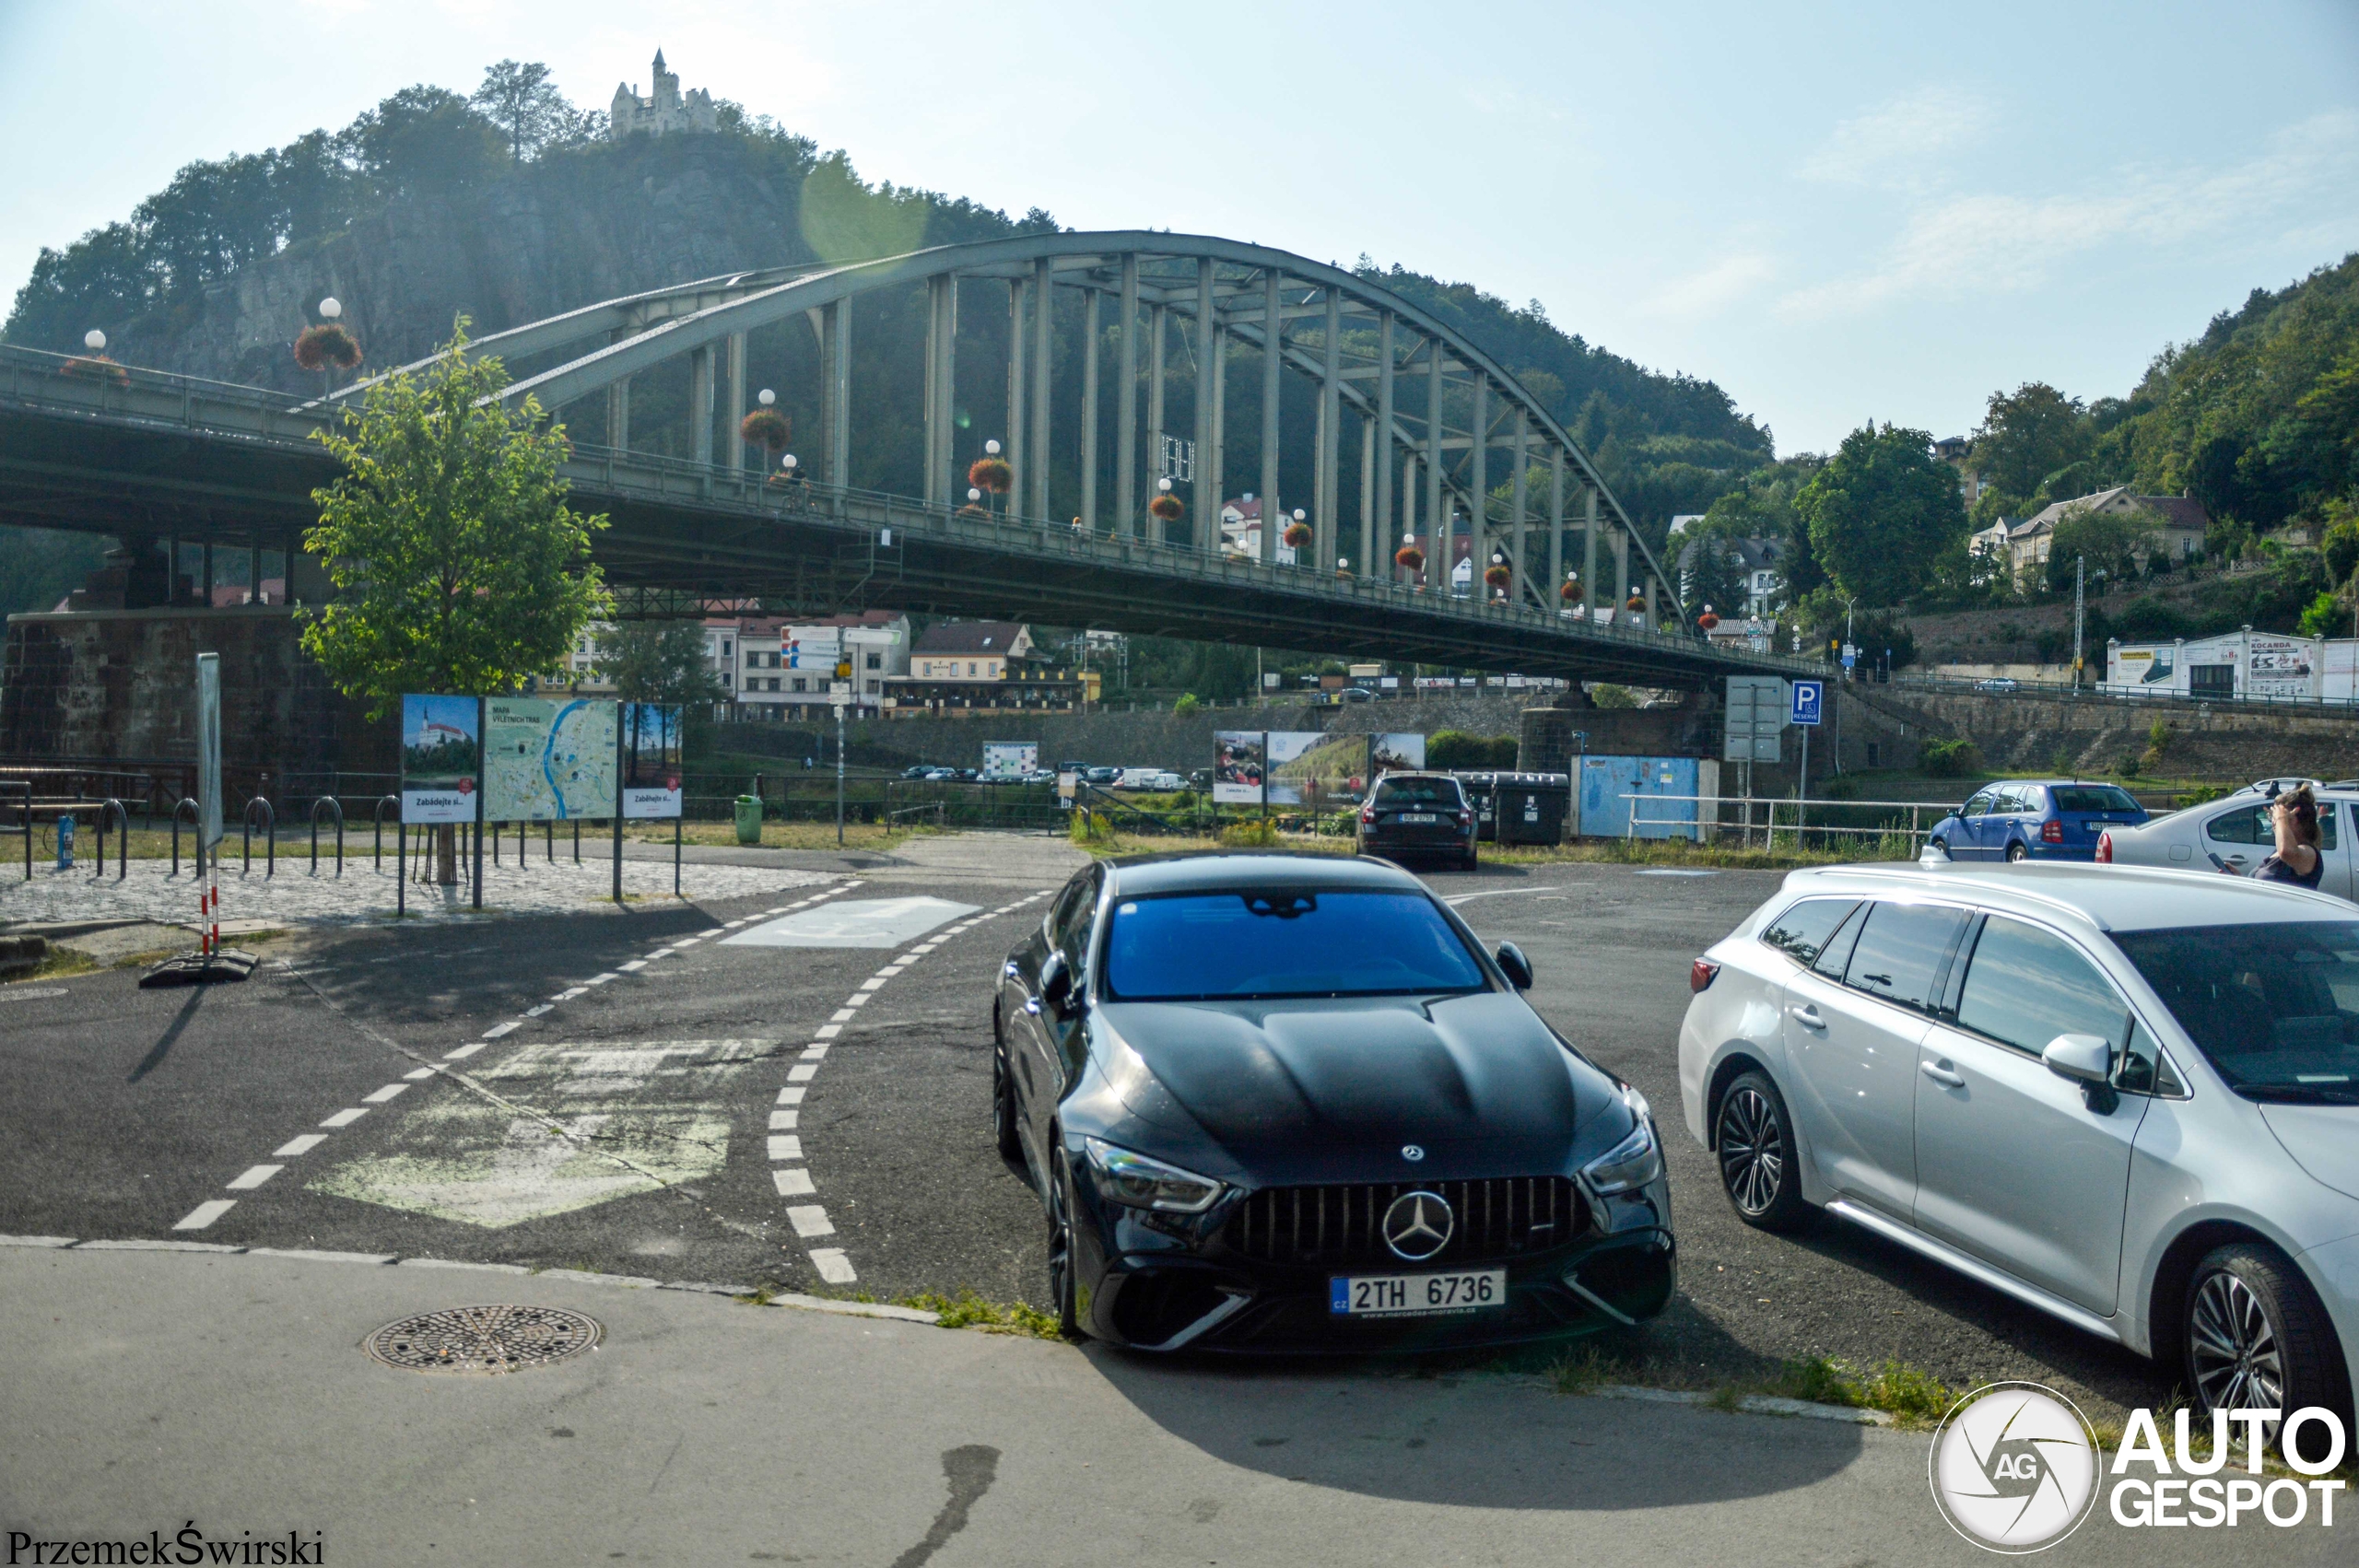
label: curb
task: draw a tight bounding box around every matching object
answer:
[1590,1381,1895,1427]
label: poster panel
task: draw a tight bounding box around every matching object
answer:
[621,703,685,819]
[1267,731,1366,806]
[401,694,481,824]
[982,742,1038,780]
[2247,636,2317,698]
[485,696,618,821]
[1212,731,1265,805]
[194,652,223,849]
[1371,732,1426,774]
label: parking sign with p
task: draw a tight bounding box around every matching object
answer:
[1790,679,1824,727]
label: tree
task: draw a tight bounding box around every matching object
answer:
[1795,424,1968,607]
[338,86,506,197]
[470,61,580,161]
[595,621,722,707]
[1972,382,2094,503]
[2047,507,2161,593]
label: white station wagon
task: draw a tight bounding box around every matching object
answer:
[2095,778,2358,902]
[1680,861,2358,1441]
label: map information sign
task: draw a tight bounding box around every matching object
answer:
[401,694,482,824]
[484,697,618,822]
[621,704,683,819]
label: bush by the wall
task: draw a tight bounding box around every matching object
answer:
[1919,737,1984,778]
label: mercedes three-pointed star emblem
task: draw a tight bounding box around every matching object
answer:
[1381,1189,1454,1262]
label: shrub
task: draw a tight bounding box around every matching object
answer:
[1919,737,1983,778]
[1589,684,1637,709]
[293,322,362,372]
[1218,818,1280,848]
[1068,809,1112,846]
[1426,731,1519,768]
[1173,693,1201,715]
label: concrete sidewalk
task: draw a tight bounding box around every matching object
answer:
[2,1246,2331,1566]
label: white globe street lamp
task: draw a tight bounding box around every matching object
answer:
[968,486,982,503]
[1156,477,1173,492]
[984,439,1001,456]
[781,453,798,472]
[757,388,776,406]
[318,297,342,321]
[83,329,105,351]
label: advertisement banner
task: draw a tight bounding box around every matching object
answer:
[1267,731,1365,806]
[982,742,1037,780]
[1212,731,1265,804]
[1371,732,1426,775]
[400,694,481,825]
[194,652,223,849]
[2247,635,2317,698]
[485,697,618,821]
[621,703,684,819]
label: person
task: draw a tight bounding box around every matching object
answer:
[2251,783,2323,889]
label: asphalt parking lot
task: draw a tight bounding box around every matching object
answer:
[0,831,2182,1423]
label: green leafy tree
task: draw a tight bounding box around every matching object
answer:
[595,621,723,706]
[1796,424,1967,606]
[1972,383,2094,503]
[469,61,583,161]
[300,320,610,717]
[2047,507,2163,592]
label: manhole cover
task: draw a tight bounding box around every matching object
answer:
[364,1305,602,1375]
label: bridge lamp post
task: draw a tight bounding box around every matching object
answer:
[317,298,342,404]
[84,329,105,352]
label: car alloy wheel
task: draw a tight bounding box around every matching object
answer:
[2189,1269,2283,1419]
[991,1036,1024,1166]
[1715,1070,1813,1232]
[1044,1150,1081,1338]
[2006,842,2028,863]
[2184,1241,2353,1458]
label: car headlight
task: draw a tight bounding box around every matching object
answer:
[1582,1087,1663,1195]
[1083,1137,1225,1212]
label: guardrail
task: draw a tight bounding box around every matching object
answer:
[1625,791,1956,854]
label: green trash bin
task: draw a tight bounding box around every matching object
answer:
[734,794,763,846]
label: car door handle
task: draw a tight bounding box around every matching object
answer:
[1920,1061,1966,1088]
[1787,1003,1825,1029]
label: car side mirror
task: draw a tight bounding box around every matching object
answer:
[1038,950,1074,1013]
[1495,942,1533,990]
[2041,1033,2112,1084]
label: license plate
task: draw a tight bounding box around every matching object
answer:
[1397,812,1438,824]
[1330,1269,1507,1316]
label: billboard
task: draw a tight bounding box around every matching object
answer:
[982,742,1038,780]
[2248,636,2317,698]
[1371,732,1426,774]
[1267,731,1363,806]
[485,697,618,821]
[1213,731,1265,804]
[621,703,684,819]
[401,695,480,824]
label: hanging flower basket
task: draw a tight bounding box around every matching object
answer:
[1149,493,1185,522]
[1697,608,1720,631]
[60,354,129,386]
[740,409,792,451]
[968,456,1014,495]
[1559,579,1584,603]
[957,502,991,519]
[1394,545,1425,571]
[1484,563,1512,590]
[1283,521,1313,548]
[1625,594,1647,612]
[294,323,362,372]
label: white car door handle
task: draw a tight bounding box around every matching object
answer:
[1920,1061,1966,1088]
[1787,1003,1825,1029]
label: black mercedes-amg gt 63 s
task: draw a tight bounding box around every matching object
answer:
[992,852,1675,1352]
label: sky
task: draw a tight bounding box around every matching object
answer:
[3,0,2356,454]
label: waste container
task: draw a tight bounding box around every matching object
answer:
[734,794,763,846]
[1454,772,1501,841]
[1495,773,1571,845]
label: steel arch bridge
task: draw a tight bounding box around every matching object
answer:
[0,230,1816,687]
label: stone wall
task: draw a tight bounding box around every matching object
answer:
[1849,683,2359,780]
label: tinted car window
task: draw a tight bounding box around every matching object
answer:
[1843,903,1969,1012]
[1374,778,1463,806]
[1101,890,1485,1000]
[2116,1016,2185,1097]
[2053,785,2142,813]
[1957,916,2130,1057]
[2015,786,2048,812]
[1812,902,1871,980]
[2110,921,2359,1100]
[1961,792,1994,817]
[2206,801,2339,851]
[1052,869,1100,961]
[1761,898,1859,968]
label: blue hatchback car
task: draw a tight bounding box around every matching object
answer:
[1926,778,2149,862]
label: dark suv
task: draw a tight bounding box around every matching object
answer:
[1356,772,1478,870]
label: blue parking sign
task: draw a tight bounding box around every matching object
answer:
[1790,679,1824,727]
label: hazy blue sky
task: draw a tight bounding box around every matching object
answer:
[4,0,2355,452]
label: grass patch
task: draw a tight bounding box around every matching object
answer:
[1754,1355,1957,1424]
[624,819,936,851]
[1485,837,1907,871]
[5,949,99,984]
[900,1289,1066,1340]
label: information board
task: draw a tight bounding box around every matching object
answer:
[1723,675,1786,763]
[400,694,481,824]
[621,703,684,819]
[1212,731,1266,804]
[485,697,618,822]
[982,742,1037,780]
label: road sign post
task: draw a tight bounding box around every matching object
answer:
[832,681,851,848]
[1790,679,1823,843]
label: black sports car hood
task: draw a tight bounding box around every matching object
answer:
[1088,992,1615,1181]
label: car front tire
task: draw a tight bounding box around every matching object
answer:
[2185,1242,2353,1454]
[1716,1070,1815,1232]
[2005,842,2028,863]
[1045,1149,1083,1338]
[991,1030,1024,1167]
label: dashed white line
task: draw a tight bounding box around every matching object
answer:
[444,1042,487,1060]
[483,1020,521,1038]
[767,1135,804,1160]
[402,1066,438,1081]
[272,1134,328,1158]
[776,1086,804,1106]
[787,1064,817,1082]
[808,1247,855,1283]
[829,1009,857,1023]
[522,1003,554,1017]
[554,987,588,1000]
[172,1200,236,1231]
[799,1044,828,1060]
[813,1024,841,1039]
[772,1168,816,1197]
[767,1110,798,1130]
[361,1083,409,1104]
[618,960,648,972]
[320,1108,368,1129]
[224,1164,282,1191]
[584,973,618,986]
[785,1206,834,1238]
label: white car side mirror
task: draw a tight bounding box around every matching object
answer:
[2042,1033,2112,1085]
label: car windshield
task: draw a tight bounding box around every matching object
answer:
[1101,889,1487,1000]
[1375,778,1460,806]
[2109,920,2359,1104]
[2052,785,2141,813]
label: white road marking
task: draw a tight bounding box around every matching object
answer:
[786,1206,834,1237]
[767,1135,804,1160]
[1634,869,1719,878]
[814,1024,841,1038]
[788,1064,816,1082]
[773,1168,816,1197]
[483,1021,521,1038]
[172,1200,236,1231]
[800,1044,827,1060]
[362,1083,409,1104]
[776,1087,804,1106]
[858,977,887,991]
[722,895,976,950]
[829,1009,857,1023]
[585,973,618,986]
[0,988,67,1001]
[320,1108,368,1128]
[523,1004,553,1017]
[808,1247,856,1282]
[225,1164,282,1190]
[768,1110,798,1130]
[272,1134,328,1158]
[246,1247,394,1264]
[619,960,648,972]
[841,993,869,1008]
[403,1066,438,1080]
[445,1042,487,1060]
[554,988,587,1000]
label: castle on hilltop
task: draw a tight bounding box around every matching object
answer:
[609,50,719,139]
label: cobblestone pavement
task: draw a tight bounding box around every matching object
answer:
[0,853,830,929]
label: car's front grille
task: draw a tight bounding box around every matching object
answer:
[1220,1176,1585,1269]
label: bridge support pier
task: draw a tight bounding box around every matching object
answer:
[1117,253,1139,540]
[1006,276,1027,521]
[1146,300,1167,544]
[1318,287,1340,576]
[1030,258,1052,526]
[1548,448,1565,614]
[1193,261,1215,550]
[1470,374,1488,603]
[689,344,713,469]
[923,275,955,508]
[1260,268,1282,563]
[725,332,745,474]
[1511,407,1531,609]
[1080,287,1098,532]
[1584,484,1599,625]
[1425,343,1443,593]
[1374,312,1394,570]
[1357,414,1374,579]
[607,378,630,452]
[827,298,851,491]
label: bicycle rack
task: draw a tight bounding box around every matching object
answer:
[311,796,346,877]
[171,797,203,877]
[372,795,399,870]
[91,798,128,881]
[242,796,276,878]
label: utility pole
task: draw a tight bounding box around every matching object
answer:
[834,699,847,848]
[2073,555,2085,691]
